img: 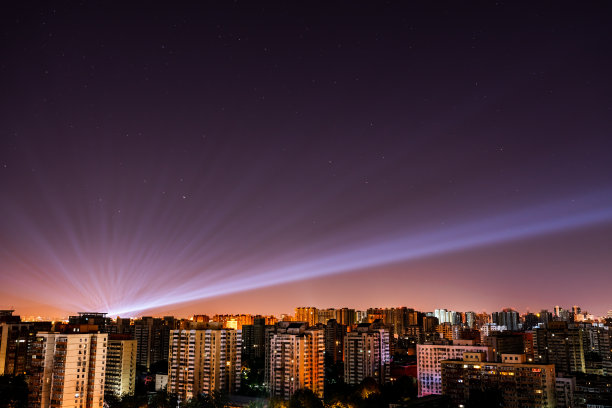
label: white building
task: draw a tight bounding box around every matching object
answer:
[416,340,493,397]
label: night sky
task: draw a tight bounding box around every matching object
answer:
[1,2,611,318]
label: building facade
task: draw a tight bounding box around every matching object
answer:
[441,353,556,407]
[534,322,585,374]
[167,328,241,402]
[104,335,137,397]
[266,322,324,399]
[416,340,493,397]
[28,331,107,408]
[344,323,390,385]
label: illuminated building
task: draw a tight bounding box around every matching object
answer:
[416,340,493,397]
[212,314,255,330]
[168,328,241,402]
[294,307,318,327]
[464,311,476,328]
[104,334,137,397]
[335,308,357,326]
[28,330,107,408]
[435,323,453,341]
[324,319,346,365]
[68,313,111,333]
[491,309,520,331]
[317,308,336,324]
[356,310,368,324]
[364,307,418,335]
[193,315,210,323]
[434,309,461,325]
[343,323,390,385]
[441,353,556,407]
[534,321,585,374]
[579,323,612,375]
[265,322,324,399]
[0,311,51,376]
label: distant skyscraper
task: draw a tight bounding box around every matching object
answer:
[491,309,520,331]
[344,323,390,385]
[104,334,137,397]
[335,308,356,326]
[464,311,476,329]
[294,307,318,327]
[28,330,107,408]
[168,328,240,402]
[317,308,336,324]
[266,322,324,399]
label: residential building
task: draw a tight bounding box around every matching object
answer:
[416,340,493,397]
[28,330,107,408]
[441,353,556,407]
[265,322,324,399]
[534,321,585,374]
[344,323,390,385]
[294,308,318,327]
[167,327,240,402]
[324,319,345,365]
[104,334,137,397]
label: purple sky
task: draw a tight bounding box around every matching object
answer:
[1,2,611,318]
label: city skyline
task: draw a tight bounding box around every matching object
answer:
[1,2,612,317]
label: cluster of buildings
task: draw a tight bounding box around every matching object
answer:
[1,305,612,407]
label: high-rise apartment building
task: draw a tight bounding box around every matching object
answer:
[335,308,357,326]
[580,323,612,375]
[167,328,240,403]
[317,309,336,325]
[491,309,520,331]
[28,330,107,408]
[344,323,390,385]
[433,309,461,325]
[441,353,556,407]
[534,321,585,374]
[133,317,171,369]
[294,307,318,327]
[416,340,493,397]
[324,319,346,365]
[104,334,137,397]
[265,322,324,399]
[241,317,267,364]
[0,311,52,376]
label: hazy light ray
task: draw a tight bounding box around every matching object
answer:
[106,194,612,315]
